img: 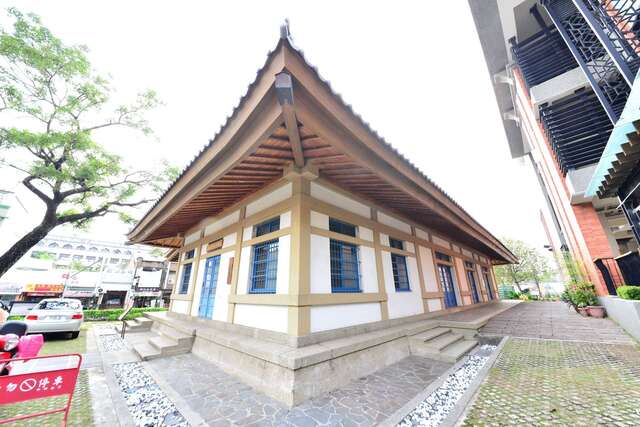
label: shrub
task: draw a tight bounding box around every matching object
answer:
[617,285,640,300]
[83,307,167,321]
[563,282,598,307]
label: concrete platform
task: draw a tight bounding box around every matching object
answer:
[134,301,517,406]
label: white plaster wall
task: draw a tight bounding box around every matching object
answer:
[233,304,288,333]
[427,298,442,312]
[381,251,424,319]
[242,226,253,242]
[455,258,469,293]
[222,232,237,249]
[245,183,292,217]
[359,227,373,242]
[452,245,461,254]
[212,252,233,321]
[432,235,450,249]
[359,246,379,293]
[462,248,473,258]
[310,234,331,294]
[184,230,200,245]
[379,233,389,247]
[310,303,381,333]
[419,246,439,292]
[171,300,190,315]
[276,235,290,294]
[416,228,429,241]
[204,210,240,236]
[236,246,252,295]
[378,212,411,234]
[310,211,329,229]
[280,211,292,229]
[310,182,371,218]
[405,242,415,253]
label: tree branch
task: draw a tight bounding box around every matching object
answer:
[22,175,52,204]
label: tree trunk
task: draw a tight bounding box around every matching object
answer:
[0,217,57,278]
[536,281,544,299]
[514,281,523,293]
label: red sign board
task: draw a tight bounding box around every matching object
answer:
[0,354,82,425]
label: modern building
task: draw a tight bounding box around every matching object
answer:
[0,234,173,308]
[127,27,516,405]
[469,0,640,295]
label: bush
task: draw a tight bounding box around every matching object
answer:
[83,307,167,321]
[617,285,640,300]
[563,282,598,307]
[505,290,519,300]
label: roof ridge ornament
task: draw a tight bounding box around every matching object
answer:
[280,19,293,43]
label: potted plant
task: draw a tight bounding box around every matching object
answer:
[572,282,600,318]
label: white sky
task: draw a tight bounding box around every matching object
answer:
[0,1,550,252]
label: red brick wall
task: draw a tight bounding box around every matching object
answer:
[572,203,613,295]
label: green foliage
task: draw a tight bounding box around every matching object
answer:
[564,282,598,308]
[617,285,640,300]
[31,250,55,260]
[494,238,555,291]
[82,307,166,321]
[0,7,177,275]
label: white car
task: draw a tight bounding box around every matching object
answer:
[24,298,84,339]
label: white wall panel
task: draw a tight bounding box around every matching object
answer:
[359,227,373,242]
[171,300,190,315]
[245,183,292,217]
[381,251,424,319]
[419,246,439,292]
[310,303,381,333]
[234,304,288,333]
[359,246,378,293]
[310,211,329,229]
[204,210,240,236]
[276,235,290,294]
[378,212,411,234]
[427,298,442,312]
[310,182,371,218]
[310,234,331,294]
[236,246,252,295]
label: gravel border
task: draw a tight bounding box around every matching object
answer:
[379,337,508,427]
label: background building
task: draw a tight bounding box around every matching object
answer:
[0,234,174,309]
[469,0,640,294]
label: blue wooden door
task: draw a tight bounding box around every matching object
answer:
[198,255,221,319]
[438,264,458,308]
[467,270,480,304]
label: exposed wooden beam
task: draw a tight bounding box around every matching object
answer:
[283,104,305,167]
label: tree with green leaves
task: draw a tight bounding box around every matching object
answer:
[494,238,555,296]
[0,8,173,277]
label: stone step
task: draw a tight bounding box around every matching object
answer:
[149,335,179,351]
[440,339,478,363]
[423,332,464,351]
[136,317,153,327]
[125,319,140,329]
[410,327,451,343]
[158,327,194,346]
[134,343,162,361]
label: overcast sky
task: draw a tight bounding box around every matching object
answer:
[0,1,550,252]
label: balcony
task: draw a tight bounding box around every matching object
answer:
[511,26,579,89]
[539,89,613,173]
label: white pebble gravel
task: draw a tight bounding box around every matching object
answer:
[398,345,497,427]
[113,362,189,427]
[100,334,127,352]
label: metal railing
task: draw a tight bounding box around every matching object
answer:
[593,257,625,294]
[539,89,613,173]
[510,26,579,88]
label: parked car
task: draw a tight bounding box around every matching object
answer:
[24,298,83,339]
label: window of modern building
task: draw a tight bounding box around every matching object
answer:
[249,217,280,293]
[88,247,98,252]
[110,258,119,264]
[124,250,132,255]
[101,248,110,253]
[329,218,360,293]
[86,256,96,263]
[58,253,70,260]
[113,249,121,254]
[63,244,72,249]
[72,255,83,261]
[389,238,410,291]
[178,263,192,294]
[76,245,86,251]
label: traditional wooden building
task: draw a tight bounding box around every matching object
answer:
[127,26,516,405]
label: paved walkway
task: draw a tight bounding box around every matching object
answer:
[463,338,640,426]
[479,301,636,344]
[148,353,451,426]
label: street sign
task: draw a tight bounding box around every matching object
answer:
[0,353,82,425]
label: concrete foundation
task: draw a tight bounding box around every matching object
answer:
[599,296,640,342]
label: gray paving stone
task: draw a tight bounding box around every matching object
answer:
[147,353,450,425]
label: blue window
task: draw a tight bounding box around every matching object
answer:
[482,267,494,300]
[465,261,480,304]
[178,263,192,294]
[185,249,195,260]
[329,218,357,237]
[255,217,280,237]
[330,239,360,292]
[435,252,451,262]
[391,253,410,291]
[250,239,279,293]
[389,237,404,250]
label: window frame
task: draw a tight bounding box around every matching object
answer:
[329,218,357,237]
[254,217,280,237]
[330,238,361,293]
[391,252,410,292]
[178,262,193,294]
[249,238,279,294]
